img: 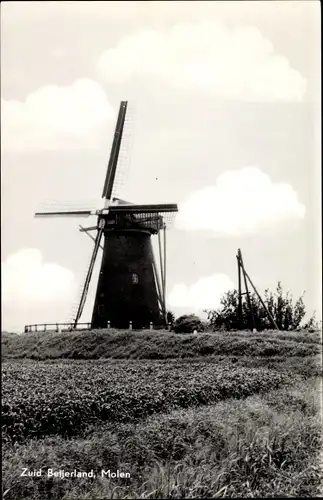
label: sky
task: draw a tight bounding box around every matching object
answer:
[1,1,321,332]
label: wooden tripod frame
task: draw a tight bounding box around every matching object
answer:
[237,249,279,331]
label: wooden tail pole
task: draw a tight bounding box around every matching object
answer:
[151,249,165,316]
[158,229,165,308]
[73,225,104,328]
[79,225,104,250]
[243,268,279,330]
[238,249,256,332]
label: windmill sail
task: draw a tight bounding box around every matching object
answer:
[102,101,128,201]
[35,210,94,217]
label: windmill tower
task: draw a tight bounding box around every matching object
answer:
[35,101,178,330]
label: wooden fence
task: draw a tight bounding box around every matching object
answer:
[24,322,172,333]
[24,323,91,333]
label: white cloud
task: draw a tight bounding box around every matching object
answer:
[176,167,305,236]
[2,248,77,331]
[1,79,115,150]
[168,274,234,310]
[98,20,306,101]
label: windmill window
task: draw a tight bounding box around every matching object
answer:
[132,273,139,284]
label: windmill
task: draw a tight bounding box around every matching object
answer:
[35,101,178,330]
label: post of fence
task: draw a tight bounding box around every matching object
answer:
[35,325,38,332]
[149,322,153,330]
[24,325,28,333]
[168,322,171,330]
[129,321,132,330]
[107,321,111,329]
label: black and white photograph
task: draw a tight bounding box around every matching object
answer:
[1,1,322,498]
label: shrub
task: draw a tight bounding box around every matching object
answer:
[173,314,204,334]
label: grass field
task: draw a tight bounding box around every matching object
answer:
[2,329,322,498]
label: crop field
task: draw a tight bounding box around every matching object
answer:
[2,329,322,499]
